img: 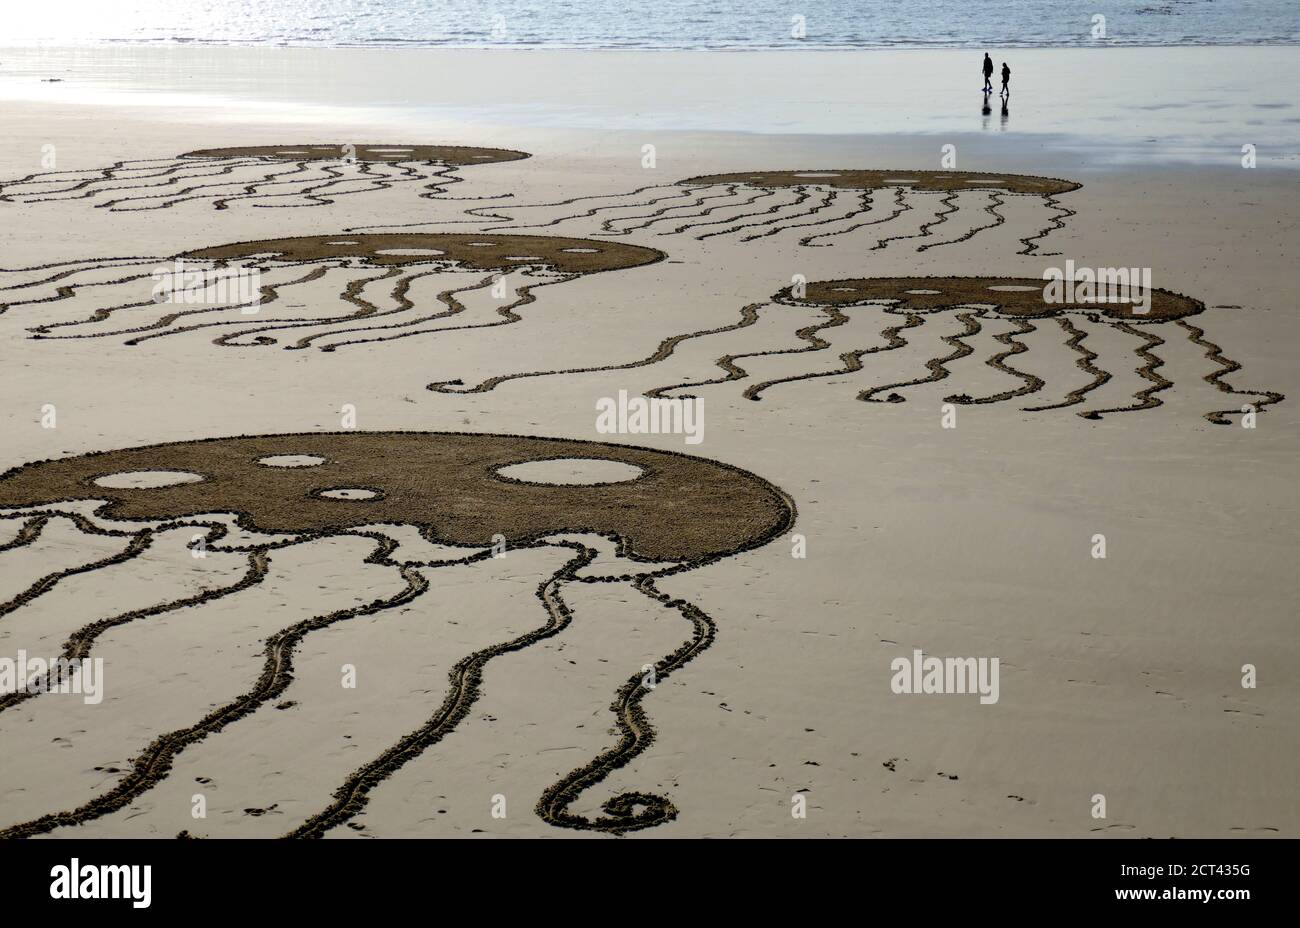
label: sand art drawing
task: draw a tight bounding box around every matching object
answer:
[0,144,529,211]
[358,168,1079,255]
[434,277,1283,424]
[0,233,664,350]
[0,432,795,837]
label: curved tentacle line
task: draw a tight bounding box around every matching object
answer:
[0,145,530,212]
[0,433,795,838]
[421,274,1273,422]
[1174,317,1285,425]
[2,233,666,352]
[1077,321,1173,420]
[666,170,1079,254]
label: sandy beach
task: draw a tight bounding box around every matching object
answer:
[0,44,1296,839]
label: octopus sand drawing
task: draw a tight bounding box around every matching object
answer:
[359,168,1079,256]
[0,233,664,351]
[0,144,529,211]
[0,432,795,836]
[431,277,1283,425]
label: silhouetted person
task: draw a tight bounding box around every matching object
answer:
[1001,62,1011,96]
[982,53,994,92]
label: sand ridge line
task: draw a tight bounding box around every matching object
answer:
[917,190,1009,253]
[694,186,816,240]
[8,233,666,349]
[606,185,744,234]
[871,189,961,252]
[1017,193,1076,256]
[860,311,982,403]
[1023,315,1112,412]
[1174,318,1286,425]
[596,185,719,234]
[0,539,429,840]
[95,160,312,211]
[0,158,186,197]
[0,529,154,625]
[323,269,573,352]
[0,515,49,553]
[664,187,782,238]
[743,311,927,401]
[287,538,596,838]
[944,318,1046,406]
[296,272,497,351]
[764,276,1283,417]
[739,188,842,241]
[0,547,269,716]
[3,158,266,204]
[28,266,329,339]
[1078,321,1172,420]
[803,187,909,247]
[426,274,1277,419]
[648,303,854,399]
[675,169,1079,252]
[416,184,695,233]
[535,574,717,833]
[429,302,767,396]
[0,144,530,212]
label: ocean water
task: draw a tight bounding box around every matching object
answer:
[6,0,1300,49]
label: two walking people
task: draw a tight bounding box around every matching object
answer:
[982,52,1010,96]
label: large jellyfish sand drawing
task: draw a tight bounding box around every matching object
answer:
[0,432,795,837]
[0,144,529,211]
[0,233,663,350]
[361,168,1079,256]
[434,277,1283,425]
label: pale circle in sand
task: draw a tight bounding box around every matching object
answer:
[257,454,328,468]
[885,178,919,183]
[504,255,543,261]
[561,247,600,254]
[495,458,646,486]
[93,470,205,490]
[905,289,943,294]
[324,240,360,246]
[316,487,382,501]
[987,285,1040,292]
[374,248,446,257]
[794,172,842,178]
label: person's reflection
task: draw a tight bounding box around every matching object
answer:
[982,89,992,130]
[1000,94,1010,130]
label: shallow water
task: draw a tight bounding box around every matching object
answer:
[5,0,1300,49]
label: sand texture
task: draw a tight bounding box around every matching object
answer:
[0,46,1296,838]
